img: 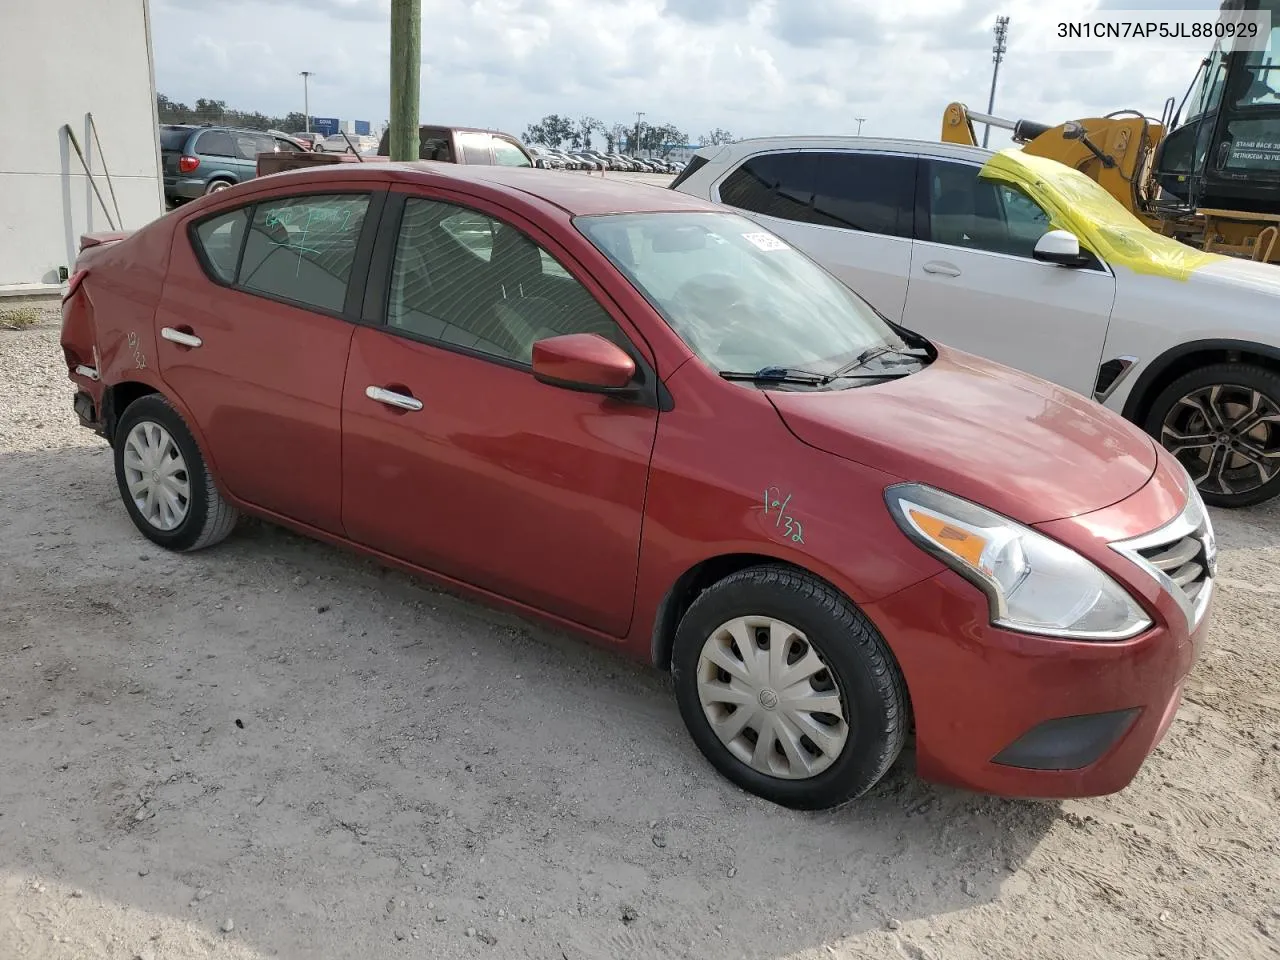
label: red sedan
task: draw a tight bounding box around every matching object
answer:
[61,162,1215,809]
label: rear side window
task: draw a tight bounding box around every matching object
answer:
[235,195,371,313]
[233,134,266,161]
[718,150,915,239]
[669,154,708,189]
[809,152,915,238]
[195,130,236,158]
[458,132,492,164]
[719,153,816,221]
[193,208,249,282]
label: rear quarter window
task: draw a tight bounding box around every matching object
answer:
[192,208,249,282]
[669,154,708,190]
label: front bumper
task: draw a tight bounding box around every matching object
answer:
[867,568,1208,798]
[866,457,1212,800]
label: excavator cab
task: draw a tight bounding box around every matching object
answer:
[1154,0,1280,212]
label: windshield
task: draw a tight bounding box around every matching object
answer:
[574,211,904,376]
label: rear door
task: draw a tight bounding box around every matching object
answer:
[899,158,1117,395]
[155,187,386,532]
[712,150,918,319]
[192,129,239,182]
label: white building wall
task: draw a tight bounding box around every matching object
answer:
[0,0,163,292]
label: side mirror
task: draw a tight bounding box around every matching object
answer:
[1033,229,1086,266]
[532,333,637,393]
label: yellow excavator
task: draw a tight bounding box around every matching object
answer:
[942,0,1280,263]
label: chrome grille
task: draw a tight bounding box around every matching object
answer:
[1111,489,1216,630]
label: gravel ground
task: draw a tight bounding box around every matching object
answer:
[2,318,1278,960]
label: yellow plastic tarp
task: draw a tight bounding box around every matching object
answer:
[979,149,1224,281]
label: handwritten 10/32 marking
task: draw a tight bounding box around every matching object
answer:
[763,487,804,545]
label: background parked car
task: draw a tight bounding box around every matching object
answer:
[674,135,1280,507]
[289,132,324,150]
[527,147,564,169]
[160,124,306,205]
[375,125,533,166]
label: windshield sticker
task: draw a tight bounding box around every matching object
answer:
[763,487,805,545]
[742,232,789,252]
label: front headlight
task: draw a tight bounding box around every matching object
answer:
[885,483,1151,641]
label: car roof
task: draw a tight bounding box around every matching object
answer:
[698,135,995,165]
[244,161,719,216]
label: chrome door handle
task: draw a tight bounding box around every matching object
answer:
[160,327,203,348]
[922,261,961,277]
[365,385,423,411]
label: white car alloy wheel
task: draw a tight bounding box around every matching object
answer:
[696,615,850,779]
[122,420,191,531]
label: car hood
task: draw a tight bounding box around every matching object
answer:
[1188,254,1280,295]
[767,347,1158,525]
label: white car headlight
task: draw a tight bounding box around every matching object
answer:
[885,483,1151,641]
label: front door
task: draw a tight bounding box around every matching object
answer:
[156,189,382,533]
[341,193,659,636]
[900,158,1118,396]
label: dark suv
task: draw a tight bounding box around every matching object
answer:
[160,125,306,204]
[375,125,533,166]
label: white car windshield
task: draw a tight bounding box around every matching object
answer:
[575,211,907,375]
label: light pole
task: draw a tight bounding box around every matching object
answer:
[300,71,313,133]
[983,16,1010,148]
[634,111,645,156]
[854,117,866,135]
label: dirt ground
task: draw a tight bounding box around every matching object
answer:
[2,318,1278,960]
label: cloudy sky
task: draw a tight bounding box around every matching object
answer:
[150,0,1223,147]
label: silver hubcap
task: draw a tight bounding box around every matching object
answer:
[696,617,850,780]
[1162,384,1280,497]
[123,421,190,531]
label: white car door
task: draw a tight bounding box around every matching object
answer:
[711,150,916,320]
[901,157,1117,397]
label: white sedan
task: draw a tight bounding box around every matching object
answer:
[673,137,1280,507]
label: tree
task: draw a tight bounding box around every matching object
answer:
[698,128,735,146]
[522,114,576,149]
[605,122,628,153]
[572,115,601,151]
[640,122,687,157]
[154,94,311,134]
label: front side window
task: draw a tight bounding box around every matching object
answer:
[388,198,624,364]
[236,194,371,312]
[195,130,235,158]
[926,160,1052,258]
[575,211,905,376]
[492,137,532,167]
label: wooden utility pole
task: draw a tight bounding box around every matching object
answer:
[388,0,421,161]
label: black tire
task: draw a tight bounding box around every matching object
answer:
[1143,362,1280,508]
[204,179,233,196]
[672,565,909,810]
[113,394,239,551]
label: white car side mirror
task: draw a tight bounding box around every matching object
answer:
[1033,229,1085,266]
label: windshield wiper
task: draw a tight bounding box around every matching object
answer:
[719,366,831,386]
[828,344,929,380]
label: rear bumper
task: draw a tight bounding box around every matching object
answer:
[163,176,214,200]
[866,568,1208,798]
